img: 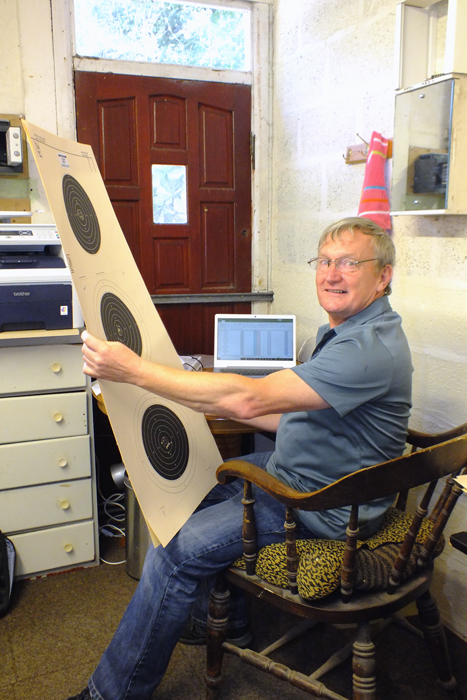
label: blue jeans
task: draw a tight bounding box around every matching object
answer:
[88,452,315,700]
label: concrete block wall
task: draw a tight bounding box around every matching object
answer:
[270,0,467,638]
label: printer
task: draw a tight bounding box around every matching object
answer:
[0,223,83,332]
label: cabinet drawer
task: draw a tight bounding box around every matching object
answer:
[0,391,87,444]
[0,479,93,533]
[0,343,85,396]
[10,520,96,577]
[0,435,91,489]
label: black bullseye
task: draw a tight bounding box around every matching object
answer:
[62,174,101,254]
[142,405,189,481]
[100,292,143,356]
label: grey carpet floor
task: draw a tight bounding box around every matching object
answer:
[1,538,467,700]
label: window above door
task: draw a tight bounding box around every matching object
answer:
[73,0,251,71]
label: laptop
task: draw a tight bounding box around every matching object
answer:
[213,313,296,377]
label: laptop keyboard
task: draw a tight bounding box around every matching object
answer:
[219,367,281,376]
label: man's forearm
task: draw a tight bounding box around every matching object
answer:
[133,359,261,419]
[81,331,330,419]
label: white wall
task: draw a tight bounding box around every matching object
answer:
[270,0,467,638]
[1,0,466,640]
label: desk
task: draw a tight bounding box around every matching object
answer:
[205,415,257,460]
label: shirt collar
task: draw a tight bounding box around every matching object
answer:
[321,296,392,338]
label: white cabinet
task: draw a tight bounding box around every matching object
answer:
[0,332,99,578]
[392,2,467,215]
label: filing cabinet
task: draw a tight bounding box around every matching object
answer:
[0,332,99,578]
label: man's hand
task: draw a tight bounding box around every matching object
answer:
[81,330,143,384]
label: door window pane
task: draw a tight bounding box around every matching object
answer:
[152,164,187,224]
[74,0,250,70]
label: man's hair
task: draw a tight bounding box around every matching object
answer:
[318,217,395,294]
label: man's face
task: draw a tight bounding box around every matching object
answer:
[316,229,392,328]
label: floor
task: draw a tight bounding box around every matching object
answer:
[1,536,467,700]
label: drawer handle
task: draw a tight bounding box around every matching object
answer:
[60,500,70,510]
[64,543,74,553]
[51,363,62,373]
[54,412,64,423]
[58,458,68,468]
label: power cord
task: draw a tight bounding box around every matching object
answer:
[180,355,204,371]
[96,455,126,566]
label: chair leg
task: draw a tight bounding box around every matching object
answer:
[205,574,230,700]
[416,589,457,691]
[352,622,376,700]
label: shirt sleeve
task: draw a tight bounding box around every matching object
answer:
[293,329,395,417]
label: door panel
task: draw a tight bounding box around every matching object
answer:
[199,106,233,187]
[154,239,190,292]
[150,95,187,149]
[75,71,252,355]
[98,99,137,184]
[202,203,234,287]
[112,200,141,268]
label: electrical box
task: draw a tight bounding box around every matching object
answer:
[0,115,28,177]
[392,73,467,215]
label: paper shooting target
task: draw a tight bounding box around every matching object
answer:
[92,279,150,359]
[142,405,189,481]
[23,120,222,546]
[100,292,143,356]
[134,394,196,494]
[62,174,101,254]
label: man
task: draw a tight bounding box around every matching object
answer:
[68,217,412,700]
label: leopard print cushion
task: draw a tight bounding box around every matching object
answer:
[232,507,444,600]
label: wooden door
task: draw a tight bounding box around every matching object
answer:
[75,72,252,355]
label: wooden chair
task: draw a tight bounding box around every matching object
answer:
[205,425,467,700]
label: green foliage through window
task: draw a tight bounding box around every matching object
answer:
[74,0,250,70]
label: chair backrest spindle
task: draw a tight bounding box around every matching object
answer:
[418,478,465,569]
[285,507,299,595]
[387,480,437,593]
[340,504,360,602]
[429,475,456,524]
[242,480,257,576]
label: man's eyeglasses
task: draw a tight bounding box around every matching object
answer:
[307,257,380,273]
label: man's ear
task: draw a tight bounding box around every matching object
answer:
[377,264,393,293]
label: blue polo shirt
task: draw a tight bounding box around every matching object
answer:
[266,296,413,540]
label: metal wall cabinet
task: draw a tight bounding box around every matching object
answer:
[392,73,467,215]
[0,331,99,578]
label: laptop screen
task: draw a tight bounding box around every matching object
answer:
[214,314,296,368]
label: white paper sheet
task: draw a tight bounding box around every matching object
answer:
[454,475,467,491]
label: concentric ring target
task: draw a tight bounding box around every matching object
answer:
[62,174,101,254]
[142,405,189,481]
[100,292,143,356]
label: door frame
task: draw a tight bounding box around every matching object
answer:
[50,0,273,304]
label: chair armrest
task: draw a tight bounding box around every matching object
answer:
[218,435,467,513]
[408,423,467,449]
[216,460,314,508]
